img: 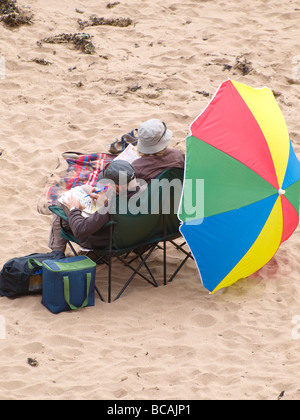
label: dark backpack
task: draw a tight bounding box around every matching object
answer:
[0,251,65,297]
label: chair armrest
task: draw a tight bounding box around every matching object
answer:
[103,220,117,228]
[48,205,69,222]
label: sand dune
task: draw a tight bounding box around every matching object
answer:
[1,0,300,400]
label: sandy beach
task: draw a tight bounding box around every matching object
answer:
[1,0,300,400]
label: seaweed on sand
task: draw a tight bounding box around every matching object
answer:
[78,16,133,29]
[39,33,95,54]
[0,0,33,27]
[106,2,120,8]
[30,58,52,65]
[234,55,253,76]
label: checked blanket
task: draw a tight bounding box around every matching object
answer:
[37,152,115,215]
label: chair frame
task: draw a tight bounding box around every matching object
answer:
[57,213,192,302]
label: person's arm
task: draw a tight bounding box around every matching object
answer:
[64,193,111,241]
[68,208,110,241]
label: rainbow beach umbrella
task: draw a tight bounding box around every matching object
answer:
[178,80,300,294]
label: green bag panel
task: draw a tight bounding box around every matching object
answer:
[43,255,96,272]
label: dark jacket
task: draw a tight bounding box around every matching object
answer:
[132,148,185,184]
[68,187,141,250]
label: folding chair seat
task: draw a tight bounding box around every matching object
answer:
[49,167,193,302]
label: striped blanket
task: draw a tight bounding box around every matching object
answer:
[38,153,115,214]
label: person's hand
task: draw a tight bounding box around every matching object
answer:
[65,193,86,211]
[90,186,110,205]
[89,187,102,201]
[97,194,108,207]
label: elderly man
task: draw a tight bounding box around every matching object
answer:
[132,119,185,184]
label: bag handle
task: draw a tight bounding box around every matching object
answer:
[62,273,91,310]
[27,259,43,270]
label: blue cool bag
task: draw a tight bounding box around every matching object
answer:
[42,256,96,314]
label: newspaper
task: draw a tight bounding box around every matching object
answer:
[114,143,140,163]
[58,186,101,217]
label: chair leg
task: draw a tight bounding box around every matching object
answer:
[163,215,167,285]
[107,217,114,303]
[133,247,159,287]
[95,285,105,302]
[108,254,112,303]
[113,245,157,301]
[168,254,191,282]
[139,258,158,287]
[167,239,193,282]
[68,241,78,256]
[170,240,194,260]
[114,247,154,302]
[115,249,158,286]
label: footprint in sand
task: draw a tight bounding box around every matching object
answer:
[192,313,217,328]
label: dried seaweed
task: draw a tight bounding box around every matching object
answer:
[106,2,120,8]
[234,55,253,76]
[0,0,19,14]
[39,33,95,54]
[126,84,141,93]
[30,58,52,65]
[196,90,211,97]
[0,0,33,27]
[78,16,133,29]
